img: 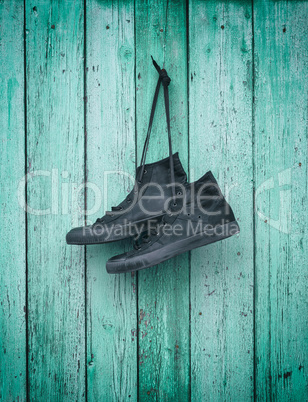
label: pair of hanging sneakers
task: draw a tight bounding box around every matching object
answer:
[66,58,240,273]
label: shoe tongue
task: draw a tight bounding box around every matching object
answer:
[190,172,221,199]
[195,170,215,185]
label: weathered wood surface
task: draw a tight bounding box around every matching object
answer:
[26,0,86,399]
[0,1,26,400]
[189,1,254,400]
[0,0,307,400]
[85,1,137,400]
[135,0,190,399]
[254,1,308,400]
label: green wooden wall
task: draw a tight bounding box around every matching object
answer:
[0,0,307,400]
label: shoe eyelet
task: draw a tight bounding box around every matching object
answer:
[110,214,114,217]
[137,180,142,184]
[177,191,182,196]
[187,213,190,216]
[144,170,147,174]
[119,207,123,211]
[173,203,177,207]
[198,215,201,219]
[127,198,131,203]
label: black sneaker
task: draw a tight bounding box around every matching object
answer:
[66,153,187,244]
[66,57,186,245]
[106,171,240,273]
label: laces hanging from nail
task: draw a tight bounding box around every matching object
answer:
[96,57,175,226]
[138,56,175,201]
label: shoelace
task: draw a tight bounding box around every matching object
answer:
[132,195,185,250]
[138,57,175,200]
[95,185,137,223]
[96,57,175,224]
[133,227,159,250]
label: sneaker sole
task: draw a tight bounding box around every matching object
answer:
[106,220,240,273]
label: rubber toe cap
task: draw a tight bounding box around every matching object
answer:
[66,226,88,244]
[106,253,128,274]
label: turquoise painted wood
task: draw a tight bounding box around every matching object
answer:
[25,0,86,399]
[135,0,190,399]
[0,1,26,400]
[189,1,254,400]
[1,0,308,400]
[254,1,308,400]
[85,1,137,400]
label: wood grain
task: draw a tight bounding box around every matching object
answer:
[0,1,26,400]
[85,1,137,400]
[1,1,308,399]
[254,1,308,399]
[26,0,86,399]
[135,0,190,399]
[189,1,254,400]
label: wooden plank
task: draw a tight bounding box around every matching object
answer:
[254,1,308,400]
[85,2,137,400]
[189,1,254,400]
[26,1,86,399]
[0,1,26,400]
[135,0,190,399]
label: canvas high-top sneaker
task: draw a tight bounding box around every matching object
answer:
[106,171,240,273]
[66,57,187,245]
[66,153,187,244]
